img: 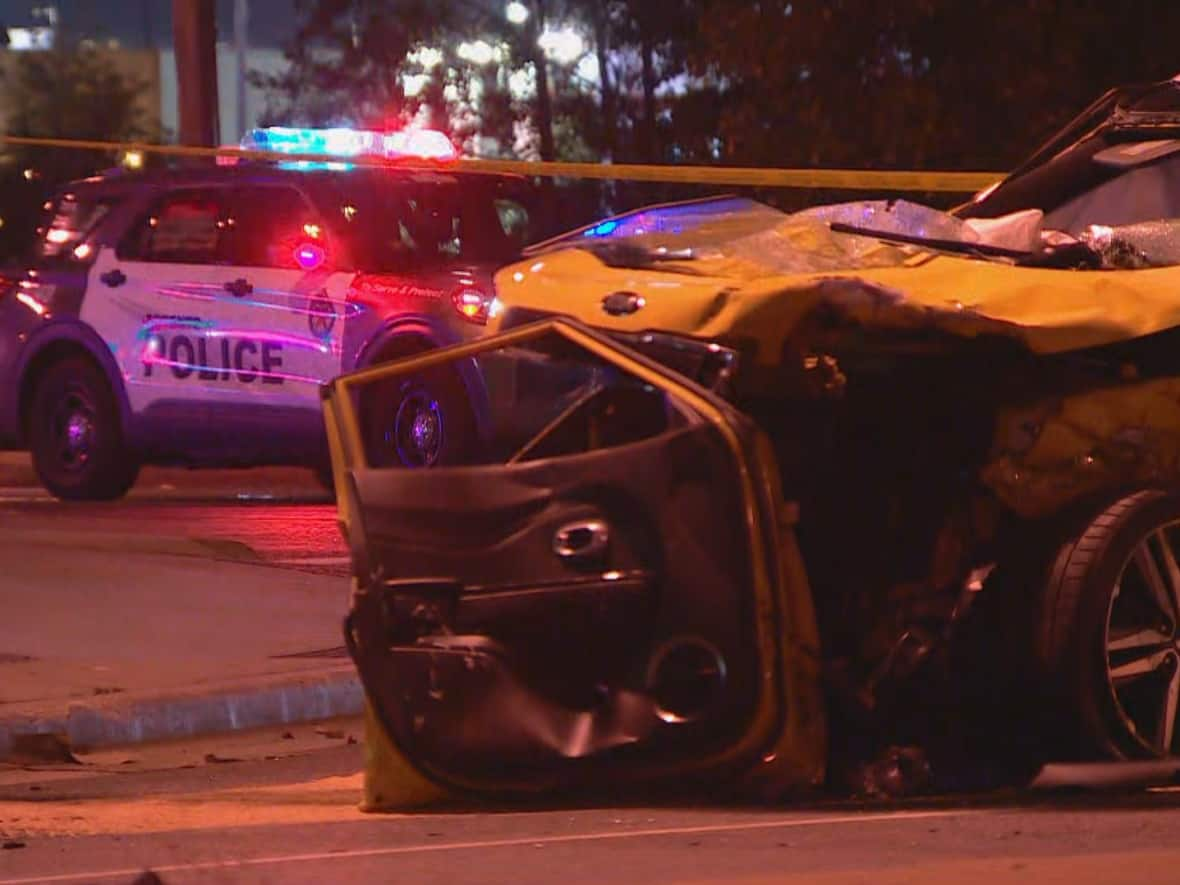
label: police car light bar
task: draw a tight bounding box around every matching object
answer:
[239,126,457,162]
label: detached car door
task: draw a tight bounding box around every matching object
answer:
[322,319,826,806]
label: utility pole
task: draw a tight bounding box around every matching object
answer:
[172,0,219,147]
[234,0,249,142]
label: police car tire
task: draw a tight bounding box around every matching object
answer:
[361,364,476,469]
[27,357,139,501]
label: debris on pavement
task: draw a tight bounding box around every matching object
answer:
[203,753,243,765]
[851,745,934,798]
[4,733,82,766]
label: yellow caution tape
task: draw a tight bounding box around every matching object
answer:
[0,135,1003,193]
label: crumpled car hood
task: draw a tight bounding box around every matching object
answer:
[494,200,1180,362]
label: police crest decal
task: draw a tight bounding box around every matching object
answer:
[308,293,337,339]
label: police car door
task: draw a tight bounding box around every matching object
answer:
[87,186,349,424]
[218,184,353,405]
[85,187,246,418]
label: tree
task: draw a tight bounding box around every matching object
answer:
[255,0,566,159]
[255,0,445,127]
[253,0,1180,230]
[691,0,1180,173]
[3,43,153,181]
[0,43,153,260]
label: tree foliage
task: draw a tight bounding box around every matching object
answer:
[3,44,152,180]
[0,44,153,259]
[264,0,1180,176]
[255,0,562,157]
[695,0,1180,171]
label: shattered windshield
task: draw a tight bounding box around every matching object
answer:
[561,199,1028,274]
[561,196,1180,274]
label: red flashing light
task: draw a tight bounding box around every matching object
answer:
[385,129,457,161]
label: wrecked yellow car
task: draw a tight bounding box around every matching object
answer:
[326,77,1180,806]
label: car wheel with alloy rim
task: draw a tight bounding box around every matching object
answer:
[27,357,139,500]
[1038,490,1180,758]
[360,358,476,469]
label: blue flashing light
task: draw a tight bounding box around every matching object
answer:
[583,220,620,238]
[277,160,355,172]
[241,126,457,162]
[243,127,377,157]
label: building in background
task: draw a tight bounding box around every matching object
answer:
[157,43,287,144]
[0,0,296,144]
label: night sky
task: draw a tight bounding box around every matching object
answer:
[0,0,298,49]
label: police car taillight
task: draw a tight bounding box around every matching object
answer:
[451,286,491,324]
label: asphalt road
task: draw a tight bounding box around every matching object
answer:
[3,722,1180,885]
[0,469,349,576]
[6,467,1180,884]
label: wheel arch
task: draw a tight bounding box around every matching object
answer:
[359,322,440,366]
[17,324,133,445]
[356,320,492,440]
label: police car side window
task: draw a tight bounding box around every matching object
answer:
[37,193,114,259]
[225,186,323,268]
[494,199,530,248]
[119,190,229,264]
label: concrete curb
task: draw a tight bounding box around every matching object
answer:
[0,668,364,759]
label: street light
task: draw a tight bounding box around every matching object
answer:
[458,39,495,65]
[506,2,529,25]
[539,27,585,64]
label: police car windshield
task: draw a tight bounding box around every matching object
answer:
[321,174,525,272]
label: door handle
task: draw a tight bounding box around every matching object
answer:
[99,269,126,288]
[225,278,253,297]
[553,519,610,560]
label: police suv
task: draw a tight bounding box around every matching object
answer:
[0,127,533,499]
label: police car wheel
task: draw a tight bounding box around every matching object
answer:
[27,358,139,501]
[362,367,475,469]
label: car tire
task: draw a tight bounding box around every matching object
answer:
[1037,489,1180,759]
[27,357,139,501]
[360,359,477,469]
